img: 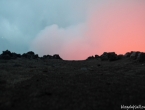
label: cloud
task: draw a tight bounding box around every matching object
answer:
[30,0,145,60]
[0,0,145,59]
[29,23,89,60]
[0,0,87,53]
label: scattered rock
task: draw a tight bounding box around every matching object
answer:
[0,50,22,60]
[86,56,95,60]
[122,51,145,62]
[2,50,12,56]
[137,52,145,62]
[124,52,132,57]
[42,55,53,59]
[0,50,12,60]
[108,52,118,61]
[42,54,62,60]
[22,51,38,59]
[0,50,145,62]
[117,54,124,60]
[95,54,100,59]
[1,54,11,60]
[11,52,21,59]
[100,52,117,61]
[100,52,108,61]
[130,51,140,60]
[53,54,62,60]
[27,51,35,55]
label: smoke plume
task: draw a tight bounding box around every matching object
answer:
[30,0,145,60]
[0,0,145,60]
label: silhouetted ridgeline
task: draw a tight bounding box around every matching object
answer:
[0,50,62,60]
[0,50,145,62]
[86,51,145,62]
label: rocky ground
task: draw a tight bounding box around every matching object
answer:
[0,58,145,110]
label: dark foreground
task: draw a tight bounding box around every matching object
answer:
[0,58,145,110]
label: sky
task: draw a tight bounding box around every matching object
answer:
[0,0,145,60]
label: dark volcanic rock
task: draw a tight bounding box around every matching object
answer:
[100,52,108,61]
[11,52,21,59]
[21,53,27,58]
[2,50,12,56]
[42,54,62,60]
[86,54,100,60]
[22,51,38,59]
[53,54,62,60]
[0,50,22,60]
[34,54,39,59]
[95,54,100,59]
[124,52,132,57]
[100,52,117,61]
[137,52,145,62]
[0,50,63,60]
[1,54,11,60]
[123,51,145,62]
[130,51,140,60]
[27,51,35,55]
[86,56,95,60]
[1,50,12,60]
[108,52,118,61]
[117,54,124,60]
[42,55,53,59]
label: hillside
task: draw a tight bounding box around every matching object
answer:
[0,54,145,110]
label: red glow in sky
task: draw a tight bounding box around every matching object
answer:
[31,1,145,60]
[84,1,145,56]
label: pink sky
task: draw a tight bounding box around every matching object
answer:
[30,1,145,60]
[85,1,145,55]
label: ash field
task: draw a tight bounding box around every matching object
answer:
[0,50,145,110]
